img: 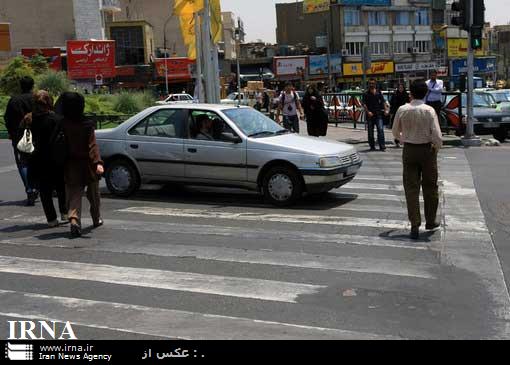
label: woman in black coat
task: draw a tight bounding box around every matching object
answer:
[26,90,67,227]
[390,83,410,147]
[302,84,328,137]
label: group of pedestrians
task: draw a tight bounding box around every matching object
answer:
[5,77,104,238]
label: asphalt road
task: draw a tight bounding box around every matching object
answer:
[0,139,509,340]
[466,144,510,297]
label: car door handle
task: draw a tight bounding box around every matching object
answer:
[187,148,197,153]
[130,144,139,149]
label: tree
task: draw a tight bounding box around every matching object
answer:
[29,54,49,75]
[0,57,35,95]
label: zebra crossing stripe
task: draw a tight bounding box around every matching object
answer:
[0,289,403,340]
[0,256,324,303]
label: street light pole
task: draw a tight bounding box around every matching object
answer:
[236,17,242,107]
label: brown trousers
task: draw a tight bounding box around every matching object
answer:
[402,143,439,228]
[66,181,101,225]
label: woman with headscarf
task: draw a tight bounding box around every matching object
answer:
[60,92,104,238]
[390,83,410,148]
[24,90,67,227]
[302,84,328,137]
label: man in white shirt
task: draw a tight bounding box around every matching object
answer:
[393,79,443,240]
[425,70,444,122]
[276,82,303,133]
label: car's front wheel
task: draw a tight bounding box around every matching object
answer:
[262,166,303,207]
[493,128,508,143]
[105,159,140,197]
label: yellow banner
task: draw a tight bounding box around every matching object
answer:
[447,38,487,58]
[303,0,330,14]
[343,61,395,76]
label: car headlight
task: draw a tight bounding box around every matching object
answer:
[319,157,340,168]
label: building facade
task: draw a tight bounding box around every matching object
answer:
[490,25,510,83]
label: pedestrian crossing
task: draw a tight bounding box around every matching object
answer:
[0,148,484,340]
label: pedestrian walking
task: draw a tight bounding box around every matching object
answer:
[392,79,443,240]
[362,79,389,152]
[390,83,410,148]
[263,91,270,113]
[275,82,303,133]
[425,70,444,122]
[302,84,328,137]
[60,92,104,238]
[4,76,37,205]
[24,90,67,227]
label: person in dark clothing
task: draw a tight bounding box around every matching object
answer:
[4,76,37,205]
[60,92,104,238]
[263,91,270,113]
[302,84,328,137]
[390,83,410,148]
[25,91,67,227]
[362,79,389,152]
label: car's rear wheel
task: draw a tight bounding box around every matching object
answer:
[105,159,140,197]
[493,128,508,143]
[262,166,303,207]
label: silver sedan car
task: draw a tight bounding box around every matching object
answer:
[96,104,362,206]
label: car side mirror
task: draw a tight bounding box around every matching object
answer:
[232,136,243,144]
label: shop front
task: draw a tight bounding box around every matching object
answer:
[339,61,395,90]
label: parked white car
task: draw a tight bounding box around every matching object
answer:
[221,92,250,106]
[156,93,195,105]
[96,104,362,206]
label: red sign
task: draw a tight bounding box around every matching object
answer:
[22,48,62,71]
[154,58,194,80]
[66,40,116,80]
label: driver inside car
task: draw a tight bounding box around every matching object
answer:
[195,114,214,140]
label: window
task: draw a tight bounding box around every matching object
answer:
[129,109,187,138]
[190,111,239,142]
[395,12,410,26]
[110,26,145,65]
[415,9,430,25]
[415,41,431,53]
[394,41,414,54]
[371,42,389,55]
[368,12,387,26]
[345,42,364,56]
[344,8,361,26]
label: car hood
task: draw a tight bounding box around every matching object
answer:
[469,107,510,118]
[249,134,355,156]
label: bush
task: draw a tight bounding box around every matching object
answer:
[113,92,142,114]
[0,57,35,95]
[135,91,157,109]
[36,71,70,97]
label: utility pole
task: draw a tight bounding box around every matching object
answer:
[236,18,242,107]
[195,11,204,103]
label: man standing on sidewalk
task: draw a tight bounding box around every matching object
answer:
[425,70,444,122]
[276,82,303,133]
[392,79,443,240]
[4,76,37,206]
[362,79,389,152]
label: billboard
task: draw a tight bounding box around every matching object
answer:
[303,0,330,14]
[274,57,307,77]
[154,58,195,80]
[447,38,487,58]
[343,61,394,76]
[339,0,391,5]
[395,62,438,73]
[0,23,11,52]
[309,55,342,75]
[451,57,497,76]
[22,48,62,71]
[66,40,116,80]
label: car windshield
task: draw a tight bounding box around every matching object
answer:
[223,108,286,137]
[491,92,510,103]
[462,93,494,108]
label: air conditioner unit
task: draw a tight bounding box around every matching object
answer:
[341,49,349,56]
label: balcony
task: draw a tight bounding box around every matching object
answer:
[101,0,121,13]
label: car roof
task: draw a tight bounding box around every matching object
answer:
[152,104,250,112]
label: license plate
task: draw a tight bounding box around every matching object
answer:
[346,165,359,176]
[483,122,499,128]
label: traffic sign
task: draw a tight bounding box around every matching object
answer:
[95,74,104,86]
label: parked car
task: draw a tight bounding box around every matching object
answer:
[487,90,510,113]
[456,93,510,142]
[156,93,195,105]
[96,105,363,206]
[221,92,250,106]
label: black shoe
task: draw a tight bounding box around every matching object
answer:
[380,148,387,152]
[410,227,420,240]
[93,219,104,228]
[70,224,82,238]
[426,222,441,231]
[369,148,376,152]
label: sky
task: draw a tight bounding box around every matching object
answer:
[220,0,508,43]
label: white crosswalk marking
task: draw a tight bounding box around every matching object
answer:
[0,165,17,174]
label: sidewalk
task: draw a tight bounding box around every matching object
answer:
[298,120,463,147]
